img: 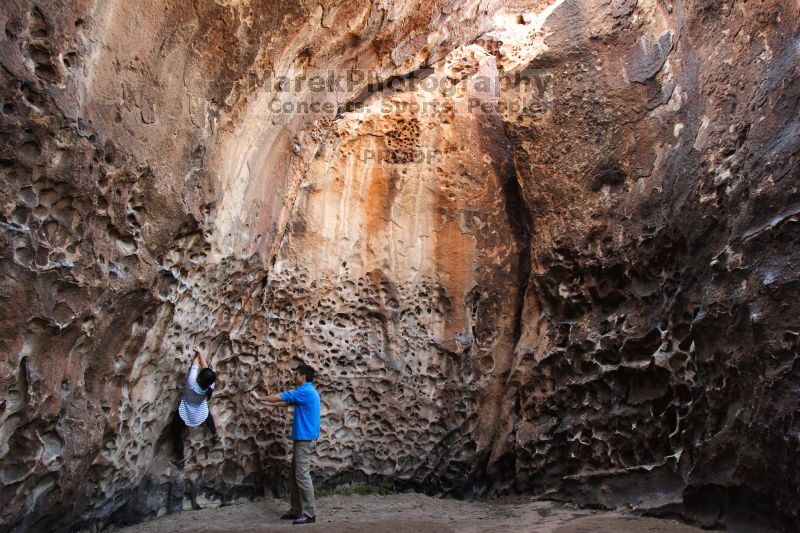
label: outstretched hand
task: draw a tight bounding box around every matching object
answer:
[253,391,285,406]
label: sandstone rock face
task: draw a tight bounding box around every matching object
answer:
[0,0,798,531]
[490,2,800,529]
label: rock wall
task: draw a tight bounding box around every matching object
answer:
[0,0,798,531]
[488,2,800,530]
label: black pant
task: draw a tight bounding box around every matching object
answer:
[171,409,217,460]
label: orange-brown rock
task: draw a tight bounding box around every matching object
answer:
[0,0,798,531]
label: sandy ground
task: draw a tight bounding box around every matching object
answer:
[117,493,710,533]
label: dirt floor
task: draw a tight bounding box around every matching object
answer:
[116,493,711,533]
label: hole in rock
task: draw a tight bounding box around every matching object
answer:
[1,1,797,532]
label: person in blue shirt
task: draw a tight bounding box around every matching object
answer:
[256,364,321,525]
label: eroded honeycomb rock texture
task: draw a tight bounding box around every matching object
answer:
[488,2,800,530]
[0,0,798,531]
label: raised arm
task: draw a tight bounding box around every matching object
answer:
[193,348,209,368]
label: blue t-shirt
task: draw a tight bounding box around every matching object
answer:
[279,382,321,440]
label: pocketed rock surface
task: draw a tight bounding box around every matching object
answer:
[0,0,798,531]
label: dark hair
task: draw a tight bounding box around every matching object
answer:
[296,364,315,383]
[197,368,216,390]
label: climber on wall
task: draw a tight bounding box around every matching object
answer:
[254,364,321,526]
[170,347,219,469]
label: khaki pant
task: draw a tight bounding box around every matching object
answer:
[290,440,316,517]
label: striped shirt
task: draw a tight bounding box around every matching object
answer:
[178,365,214,427]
